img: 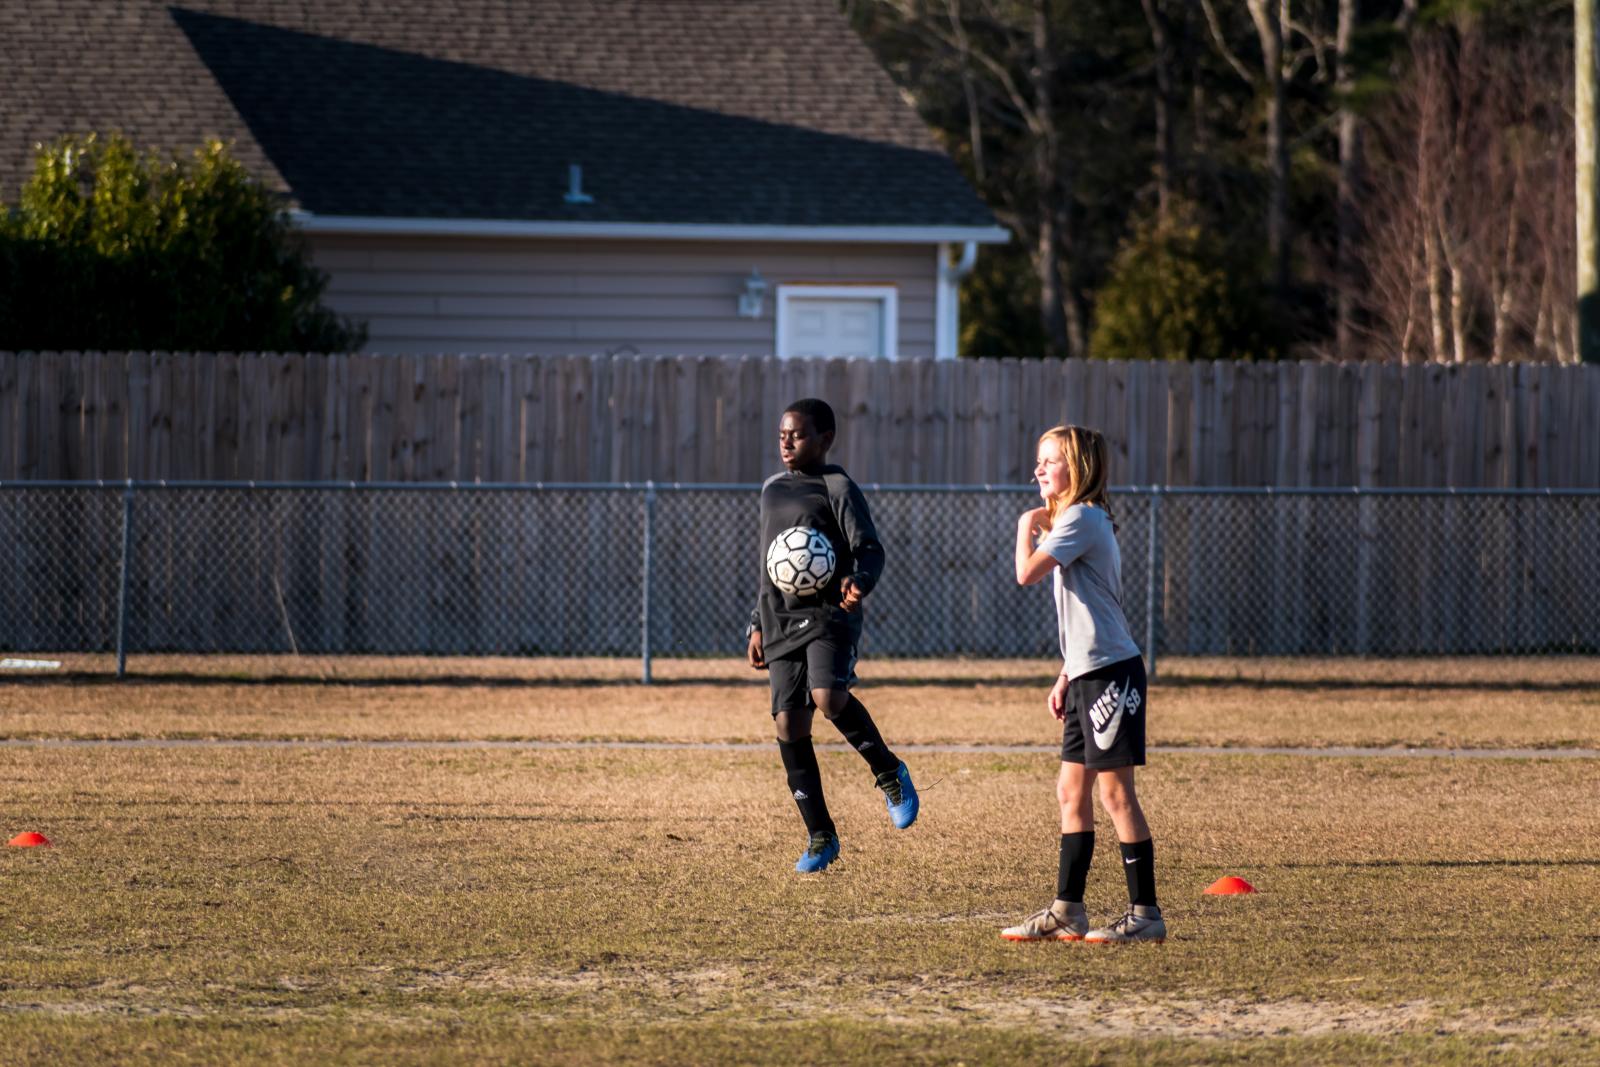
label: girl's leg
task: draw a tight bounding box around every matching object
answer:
[1096,767,1157,908]
[1057,761,1096,833]
[1002,762,1095,941]
[1055,762,1097,907]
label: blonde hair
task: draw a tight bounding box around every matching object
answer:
[1038,424,1115,528]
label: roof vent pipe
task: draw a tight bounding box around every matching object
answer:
[564,164,594,205]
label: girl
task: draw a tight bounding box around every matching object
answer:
[1000,425,1165,944]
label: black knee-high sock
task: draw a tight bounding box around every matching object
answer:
[1056,831,1094,903]
[777,738,834,835]
[1119,838,1157,907]
[828,695,900,777]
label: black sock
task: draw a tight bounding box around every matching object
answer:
[1119,838,1157,907]
[1056,831,1094,903]
[777,738,834,836]
[828,695,900,778]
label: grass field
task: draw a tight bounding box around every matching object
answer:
[3,657,1599,1065]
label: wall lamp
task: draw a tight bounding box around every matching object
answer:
[738,268,767,318]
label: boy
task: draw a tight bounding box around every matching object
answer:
[746,398,918,873]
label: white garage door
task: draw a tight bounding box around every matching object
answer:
[776,286,898,359]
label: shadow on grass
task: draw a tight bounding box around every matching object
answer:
[6,670,1597,693]
[1273,858,1600,870]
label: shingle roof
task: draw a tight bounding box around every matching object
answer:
[2,1,999,229]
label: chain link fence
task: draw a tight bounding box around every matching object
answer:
[3,482,1598,677]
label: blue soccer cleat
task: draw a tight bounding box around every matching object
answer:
[877,761,919,829]
[795,830,840,873]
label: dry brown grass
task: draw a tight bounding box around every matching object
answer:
[4,655,1600,1063]
[2,741,1599,1064]
[3,654,1598,750]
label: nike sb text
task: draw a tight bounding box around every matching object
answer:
[1090,682,1130,749]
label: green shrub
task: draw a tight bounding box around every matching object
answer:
[0,134,365,352]
[1088,203,1277,361]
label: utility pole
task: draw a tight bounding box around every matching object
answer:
[1579,0,1600,361]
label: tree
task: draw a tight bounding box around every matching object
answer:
[1579,0,1600,361]
[1357,10,1575,363]
[1138,0,1180,224]
[851,0,1561,362]
[0,134,365,352]
[851,0,1145,358]
[1089,200,1277,362]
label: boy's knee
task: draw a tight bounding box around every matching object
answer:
[814,689,849,718]
[773,709,813,742]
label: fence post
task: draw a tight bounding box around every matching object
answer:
[1144,487,1161,680]
[641,481,656,685]
[115,481,134,679]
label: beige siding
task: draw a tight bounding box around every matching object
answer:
[310,236,938,357]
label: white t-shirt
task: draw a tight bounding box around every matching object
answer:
[1037,503,1142,679]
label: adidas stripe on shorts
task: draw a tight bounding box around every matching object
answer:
[1061,655,1147,769]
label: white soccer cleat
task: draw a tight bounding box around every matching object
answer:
[1084,904,1166,944]
[1000,901,1088,942]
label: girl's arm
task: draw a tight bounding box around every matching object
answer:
[1019,507,1095,585]
[1015,509,1058,586]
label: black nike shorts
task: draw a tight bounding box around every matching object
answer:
[1061,655,1147,769]
[769,634,858,715]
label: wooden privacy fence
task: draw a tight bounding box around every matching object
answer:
[1,352,1597,487]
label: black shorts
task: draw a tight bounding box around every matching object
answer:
[768,634,858,715]
[1061,656,1147,769]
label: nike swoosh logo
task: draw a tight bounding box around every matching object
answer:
[1124,857,1139,865]
[1092,684,1129,750]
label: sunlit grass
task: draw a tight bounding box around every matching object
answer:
[2,738,1598,1064]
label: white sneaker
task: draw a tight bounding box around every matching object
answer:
[1085,904,1166,944]
[1000,901,1088,942]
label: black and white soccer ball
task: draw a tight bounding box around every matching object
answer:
[765,526,837,597]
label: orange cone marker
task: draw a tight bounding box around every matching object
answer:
[8,832,51,848]
[1204,875,1255,895]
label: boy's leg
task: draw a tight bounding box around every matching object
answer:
[806,634,917,829]
[771,656,834,839]
[809,637,900,777]
[817,692,900,777]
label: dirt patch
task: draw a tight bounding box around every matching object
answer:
[11,966,1587,1043]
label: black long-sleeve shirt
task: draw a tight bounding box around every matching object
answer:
[748,464,886,660]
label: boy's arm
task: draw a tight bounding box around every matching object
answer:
[747,531,766,668]
[833,477,885,596]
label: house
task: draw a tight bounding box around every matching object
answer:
[2,1,1007,358]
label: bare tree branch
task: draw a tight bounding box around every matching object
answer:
[1199,0,1256,85]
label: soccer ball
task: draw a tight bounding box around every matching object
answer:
[765,526,836,597]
